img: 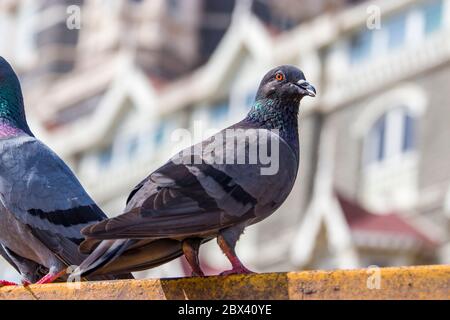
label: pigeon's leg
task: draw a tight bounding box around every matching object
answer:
[35,267,66,285]
[0,280,18,287]
[182,238,205,277]
[217,225,254,276]
[21,279,31,286]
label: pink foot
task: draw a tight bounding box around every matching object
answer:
[21,279,31,287]
[36,270,65,285]
[220,267,255,276]
[0,280,18,287]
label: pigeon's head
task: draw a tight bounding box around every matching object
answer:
[255,65,316,103]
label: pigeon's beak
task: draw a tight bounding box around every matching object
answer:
[296,79,316,97]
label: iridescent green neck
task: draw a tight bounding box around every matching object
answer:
[245,98,300,150]
[0,79,32,136]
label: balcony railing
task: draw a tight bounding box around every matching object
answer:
[323,29,450,109]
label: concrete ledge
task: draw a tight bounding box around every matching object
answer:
[0,265,449,300]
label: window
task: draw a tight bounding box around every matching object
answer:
[423,0,443,34]
[209,102,229,124]
[347,2,443,66]
[98,145,113,168]
[153,117,179,147]
[349,30,373,64]
[386,13,407,49]
[366,114,386,163]
[154,121,167,147]
[357,86,426,211]
[126,135,139,157]
[365,108,416,165]
[403,113,415,152]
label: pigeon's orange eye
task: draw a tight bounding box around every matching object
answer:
[275,73,284,81]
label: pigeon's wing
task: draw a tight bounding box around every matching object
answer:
[83,160,234,239]
[0,136,107,266]
[83,128,298,240]
[125,176,151,205]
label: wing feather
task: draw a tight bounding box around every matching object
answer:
[83,128,297,240]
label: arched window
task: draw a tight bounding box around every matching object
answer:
[353,84,427,212]
[364,107,416,165]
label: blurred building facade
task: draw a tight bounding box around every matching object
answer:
[1,0,450,280]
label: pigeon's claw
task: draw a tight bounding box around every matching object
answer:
[217,232,255,276]
[0,280,18,287]
[220,266,255,276]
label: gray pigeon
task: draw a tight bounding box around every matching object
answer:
[73,65,316,278]
[0,57,133,286]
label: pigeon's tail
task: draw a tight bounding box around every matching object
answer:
[70,239,130,280]
[72,238,185,278]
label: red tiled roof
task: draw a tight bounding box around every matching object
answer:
[336,193,438,248]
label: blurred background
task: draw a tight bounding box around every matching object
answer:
[1,0,450,282]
